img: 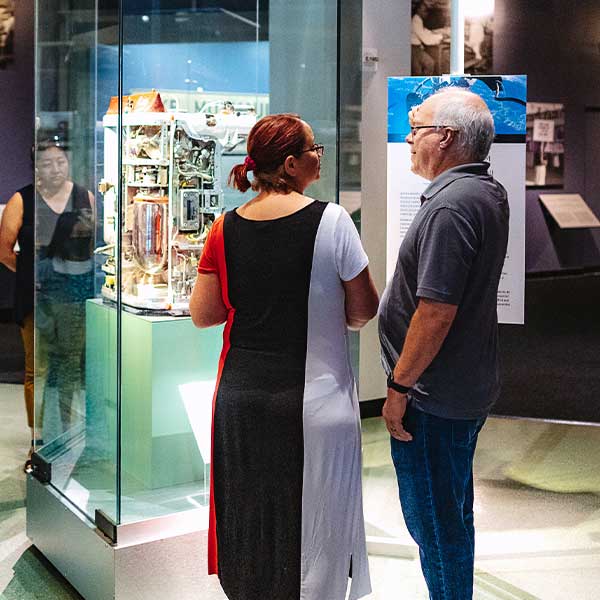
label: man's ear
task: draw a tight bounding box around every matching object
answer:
[439,128,456,150]
[283,155,297,177]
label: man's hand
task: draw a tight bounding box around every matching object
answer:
[382,390,413,442]
[382,299,456,442]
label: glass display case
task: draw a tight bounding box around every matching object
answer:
[27,1,354,598]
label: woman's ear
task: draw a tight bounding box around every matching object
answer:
[283,155,297,177]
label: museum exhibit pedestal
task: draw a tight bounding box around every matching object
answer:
[85,299,222,491]
[26,475,227,600]
[25,300,227,598]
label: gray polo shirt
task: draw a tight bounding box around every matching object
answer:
[379,162,509,419]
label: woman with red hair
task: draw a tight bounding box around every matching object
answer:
[191,113,377,600]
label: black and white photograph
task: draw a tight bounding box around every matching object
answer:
[526,102,565,188]
[0,0,14,69]
[411,0,494,76]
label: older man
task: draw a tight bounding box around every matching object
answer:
[378,89,509,599]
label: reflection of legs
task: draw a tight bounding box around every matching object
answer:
[53,300,87,431]
[20,314,35,431]
[391,405,485,600]
[38,299,79,438]
[38,272,92,441]
[20,314,40,469]
[35,303,53,441]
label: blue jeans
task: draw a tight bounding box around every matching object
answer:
[390,402,486,600]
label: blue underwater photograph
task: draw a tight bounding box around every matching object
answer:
[388,75,527,142]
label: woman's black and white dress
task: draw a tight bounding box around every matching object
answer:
[198,200,371,600]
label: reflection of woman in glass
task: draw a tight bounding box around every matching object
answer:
[35,140,95,440]
[191,114,378,600]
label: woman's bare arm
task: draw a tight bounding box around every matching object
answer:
[189,272,228,328]
[0,192,24,272]
[342,266,379,330]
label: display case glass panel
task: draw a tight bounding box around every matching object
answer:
[34,0,342,529]
[34,0,120,523]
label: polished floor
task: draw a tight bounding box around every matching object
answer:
[361,416,600,599]
[1,383,600,599]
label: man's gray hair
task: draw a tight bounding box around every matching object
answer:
[431,88,495,162]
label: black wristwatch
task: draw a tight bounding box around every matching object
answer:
[387,373,412,395]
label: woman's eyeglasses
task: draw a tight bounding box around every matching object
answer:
[297,144,325,158]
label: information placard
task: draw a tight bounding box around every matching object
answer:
[539,194,600,228]
[532,119,555,142]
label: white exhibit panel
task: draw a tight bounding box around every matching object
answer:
[387,75,527,324]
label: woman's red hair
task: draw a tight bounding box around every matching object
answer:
[228,113,309,194]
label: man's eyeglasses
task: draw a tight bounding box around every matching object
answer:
[297,144,325,158]
[409,125,456,138]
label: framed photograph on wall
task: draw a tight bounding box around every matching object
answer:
[411,0,494,76]
[526,102,565,188]
[0,0,15,69]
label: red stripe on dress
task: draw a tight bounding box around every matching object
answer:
[199,216,234,576]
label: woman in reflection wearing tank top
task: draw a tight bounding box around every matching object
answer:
[0,139,95,466]
[33,140,95,446]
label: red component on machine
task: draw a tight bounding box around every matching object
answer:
[106,90,166,115]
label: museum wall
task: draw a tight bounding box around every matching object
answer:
[0,0,34,205]
[494,0,600,273]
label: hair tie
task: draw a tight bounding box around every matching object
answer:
[244,156,256,171]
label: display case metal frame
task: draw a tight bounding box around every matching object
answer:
[27,475,226,600]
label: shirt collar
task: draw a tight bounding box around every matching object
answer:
[421,162,491,203]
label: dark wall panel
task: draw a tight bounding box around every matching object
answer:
[495,0,600,273]
[496,273,600,422]
[0,0,34,204]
